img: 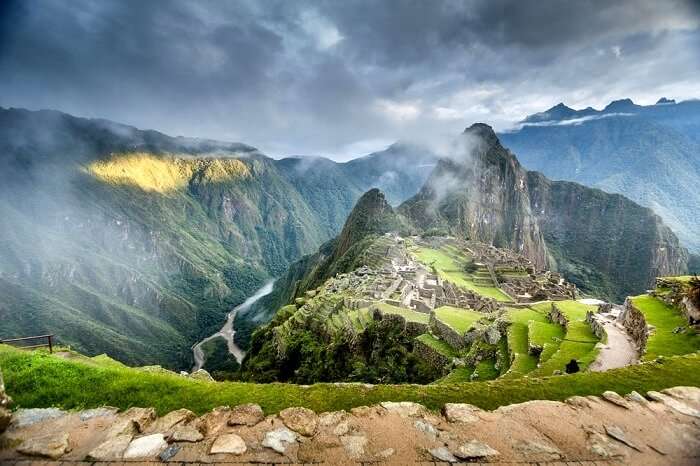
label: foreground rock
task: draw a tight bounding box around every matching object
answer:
[1,386,699,465]
[16,433,70,459]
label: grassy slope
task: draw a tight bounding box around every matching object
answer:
[2,346,699,415]
[416,333,457,358]
[376,303,430,324]
[413,247,512,302]
[530,301,600,375]
[434,306,483,333]
[504,308,549,378]
[631,295,700,360]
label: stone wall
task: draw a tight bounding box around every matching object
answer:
[405,321,430,338]
[585,311,606,340]
[413,338,452,372]
[0,367,11,433]
[617,298,649,353]
[430,313,466,349]
[548,303,569,328]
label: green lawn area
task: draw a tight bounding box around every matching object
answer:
[503,308,544,378]
[2,345,699,415]
[415,333,457,358]
[375,302,430,324]
[528,321,565,364]
[434,306,483,333]
[413,247,512,302]
[529,300,600,376]
[436,358,499,384]
[631,295,700,360]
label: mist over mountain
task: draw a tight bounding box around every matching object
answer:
[400,124,688,301]
[501,99,700,251]
[0,107,432,369]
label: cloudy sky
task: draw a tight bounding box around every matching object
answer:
[1,0,699,160]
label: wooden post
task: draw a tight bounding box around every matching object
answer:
[48,335,53,353]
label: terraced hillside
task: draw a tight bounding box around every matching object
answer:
[240,192,699,386]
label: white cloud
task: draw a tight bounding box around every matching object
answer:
[299,10,343,50]
[375,99,422,122]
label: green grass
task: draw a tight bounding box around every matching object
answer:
[413,247,512,302]
[434,306,483,334]
[415,334,457,358]
[2,345,699,415]
[529,300,600,376]
[631,295,700,360]
[504,308,540,378]
[375,302,430,324]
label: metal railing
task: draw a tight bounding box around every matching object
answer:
[0,334,54,353]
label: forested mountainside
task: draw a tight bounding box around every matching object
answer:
[0,107,432,369]
[500,99,700,252]
[401,124,688,301]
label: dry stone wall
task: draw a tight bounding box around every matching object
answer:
[618,298,649,353]
[548,303,569,328]
[412,338,452,372]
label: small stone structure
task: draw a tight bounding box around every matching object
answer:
[548,303,568,328]
[617,298,649,353]
[412,338,452,372]
[585,311,606,340]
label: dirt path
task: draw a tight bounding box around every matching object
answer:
[589,314,639,372]
[192,280,275,372]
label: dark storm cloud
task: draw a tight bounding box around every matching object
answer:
[1,0,698,159]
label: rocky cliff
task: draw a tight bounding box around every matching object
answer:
[400,124,688,301]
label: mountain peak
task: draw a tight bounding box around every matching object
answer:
[333,189,398,259]
[464,123,499,146]
[656,97,676,105]
[604,98,638,112]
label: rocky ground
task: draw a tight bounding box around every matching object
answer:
[0,387,699,465]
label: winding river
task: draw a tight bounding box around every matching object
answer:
[191,280,275,372]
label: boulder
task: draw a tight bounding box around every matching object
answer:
[443,403,482,423]
[169,424,204,442]
[78,407,118,421]
[414,419,437,438]
[340,434,367,458]
[123,434,168,459]
[662,386,700,403]
[454,439,500,459]
[118,407,156,432]
[604,424,642,451]
[380,401,426,417]
[279,407,318,436]
[17,432,70,460]
[601,391,633,409]
[429,446,458,462]
[189,369,214,381]
[199,406,231,436]
[333,421,350,436]
[647,391,700,418]
[210,433,247,455]
[319,410,347,426]
[227,403,265,427]
[159,444,180,462]
[513,439,562,460]
[11,408,67,428]
[86,434,133,461]
[150,408,195,432]
[262,427,297,453]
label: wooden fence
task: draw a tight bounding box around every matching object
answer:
[0,334,54,353]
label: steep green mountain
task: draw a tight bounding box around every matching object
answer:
[400,124,688,301]
[0,108,432,369]
[500,99,700,251]
[274,143,436,233]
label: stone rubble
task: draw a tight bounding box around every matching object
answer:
[1,386,699,464]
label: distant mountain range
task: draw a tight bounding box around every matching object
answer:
[500,98,700,252]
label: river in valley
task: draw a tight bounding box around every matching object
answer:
[191,280,275,372]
